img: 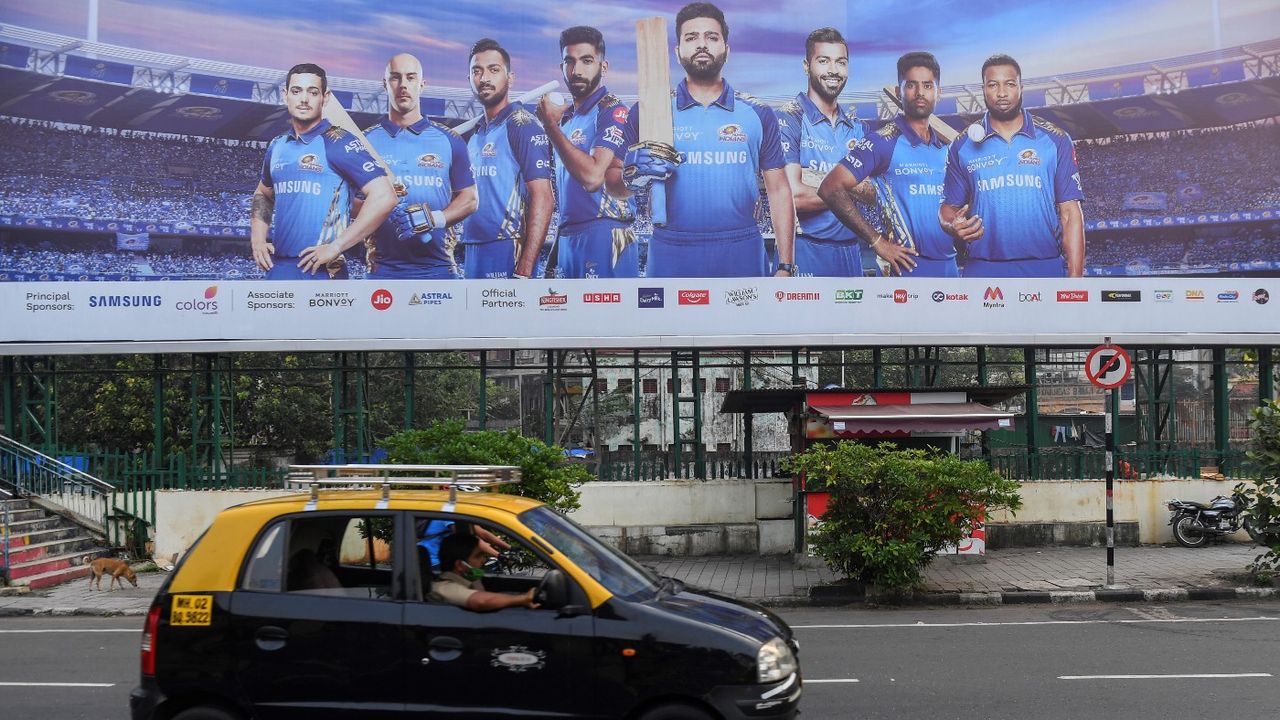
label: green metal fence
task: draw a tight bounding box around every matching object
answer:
[987,448,1256,482]
[596,453,790,482]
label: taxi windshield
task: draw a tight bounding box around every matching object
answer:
[519,506,661,601]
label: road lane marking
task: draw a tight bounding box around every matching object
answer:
[0,629,137,634]
[1059,673,1272,680]
[793,616,1280,630]
[0,682,116,687]
[805,679,860,684]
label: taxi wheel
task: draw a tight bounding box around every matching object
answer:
[172,706,240,720]
[637,703,714,720]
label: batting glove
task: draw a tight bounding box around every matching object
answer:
[623,141,679,191]
[389,198,445,242]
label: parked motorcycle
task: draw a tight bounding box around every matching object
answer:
[1167,495,1274,548]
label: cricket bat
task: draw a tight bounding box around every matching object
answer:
[452,80,562,135]
[881,85,958,142]
[635,16,675,226]
[322,92,397,184]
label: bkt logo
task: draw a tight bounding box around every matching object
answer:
[983,287,1004,301]
[1056,290,1088,302]
[583,292,621,303]
[1018,292,1042,303]
[835,289,863,302]
[679,290,710,305]
[638,288,665,308]
[370,288,393,310]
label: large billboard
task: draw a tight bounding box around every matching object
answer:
[1,0,1278,352]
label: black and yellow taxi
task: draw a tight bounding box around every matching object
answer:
[130,465,802,720]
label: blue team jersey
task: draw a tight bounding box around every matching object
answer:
[777,93,865,241]
[364,117,473,276]
[942,110,1084,261]
[463,102,552,246]
[556,85,634,230]
[841,114,952,260]
[259,119,386,258]
[623,79,785,234]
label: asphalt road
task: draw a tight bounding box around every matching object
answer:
[2,602,1278,719]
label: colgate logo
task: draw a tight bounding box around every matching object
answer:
[893,289,908,304]
[371,288,393,310]
[678,290,709,305]
[1056,290,1088,302]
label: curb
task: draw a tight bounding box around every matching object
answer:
[0,606,148,617]
[805,585,1279,607]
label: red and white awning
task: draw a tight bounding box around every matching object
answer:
[808,402,1015,434]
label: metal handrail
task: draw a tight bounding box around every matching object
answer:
[287,464,522,505]
[0,433,114,534]
[0,435,114,493]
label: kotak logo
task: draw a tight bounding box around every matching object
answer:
[983,287,1004,301]
[893,289,909,304]
[932,291,969,302]
[370,288,393,310]
[583,292,621,303]
[678,290,710,305]
[1056,290,1088,302]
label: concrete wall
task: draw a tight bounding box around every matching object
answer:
[154,489,291,561]
[987,477,1250,544]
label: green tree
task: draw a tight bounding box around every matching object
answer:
[1235,400,1280,578]
[381,419,586,512]
[786,441,1022,591]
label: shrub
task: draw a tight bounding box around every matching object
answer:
[1234,400,1280,577]
[785,442,1022,591]
[381,420,585,513]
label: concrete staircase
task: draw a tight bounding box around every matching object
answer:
[2,498,103,589]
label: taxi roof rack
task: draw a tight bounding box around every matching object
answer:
[287,464,522,509]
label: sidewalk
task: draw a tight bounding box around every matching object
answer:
[0,545,1275,616]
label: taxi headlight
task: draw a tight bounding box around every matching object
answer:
[757,637,797,684]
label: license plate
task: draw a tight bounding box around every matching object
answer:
[170,595,213,626]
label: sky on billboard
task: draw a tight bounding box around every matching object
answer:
[3,0,1278,95]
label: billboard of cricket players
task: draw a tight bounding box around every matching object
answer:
[0,0,1277,350]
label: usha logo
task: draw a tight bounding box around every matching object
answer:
[175,285,219,314]
[982,286,1005,308]
[370,288,393,310]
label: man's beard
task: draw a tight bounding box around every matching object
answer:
[568,72,602,101]
[987,100,1022,122]
[904,98,934,120]
[476,84,506,108]
[808,73,845,102]
[680,49,727,81]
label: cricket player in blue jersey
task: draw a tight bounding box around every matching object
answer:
[616,2,795,278]
[776,28,872,277]
[820,52,954,276]
[462,39,554,279]
[250,63,396,279]
[939,54,1085,277]
[536,26,636,279]
[364,53,477,279]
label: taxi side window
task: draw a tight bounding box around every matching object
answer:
[240,514,396,599]
[242,521,285,591]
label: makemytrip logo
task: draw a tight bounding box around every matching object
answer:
[371,288,393,310]
[1056,290,1088,302]
[982,286,1005,308]
[775,291,820,302]
[893,289,909,304]
[678,290,710,305]
[175,285,220,315]
[583,292,621,304]
[835,289,863,303]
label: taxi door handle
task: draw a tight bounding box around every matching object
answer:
[254,625,289,651]
[427,635,463,662]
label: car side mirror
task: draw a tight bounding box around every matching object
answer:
[538,569,570,609]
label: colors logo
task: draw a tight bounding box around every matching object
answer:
[678,290,710,305]
[175,286,220,314]
[371,288,393,310]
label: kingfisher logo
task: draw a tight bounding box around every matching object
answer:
[983,286,1005,308]
[175,286,221,315]
[583,292,621,304]
[835,289,863,303]
[638,288,665,308]
[539,289,568,309]
[1216,290,1239,302]
[1185,290,1205,301]
[679,289,710,305]
[409,291,452,306]
[1154,290,1173,302]
[1102,290,1141,302]
[370,288,393,310]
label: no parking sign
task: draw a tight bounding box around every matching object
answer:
[1084,344,1132,390]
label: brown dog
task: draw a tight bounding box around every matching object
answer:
[84,556,138,591]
